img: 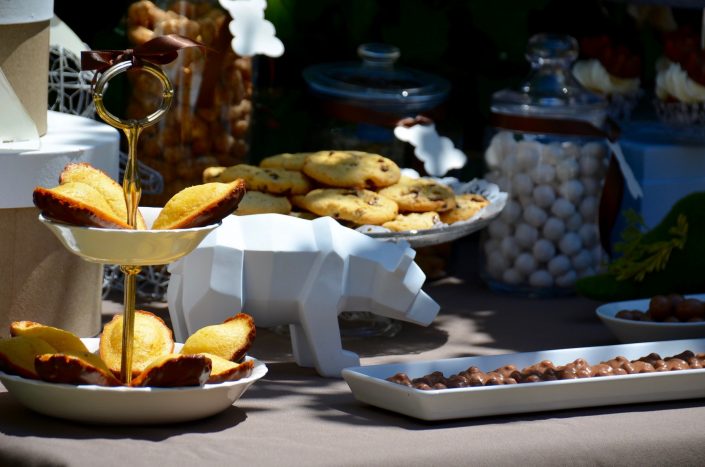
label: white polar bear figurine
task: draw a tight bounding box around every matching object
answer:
[167,214,440,377]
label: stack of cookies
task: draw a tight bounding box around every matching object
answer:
[203,150,490,232]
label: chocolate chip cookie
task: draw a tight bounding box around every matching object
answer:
[382,211,441,232]
[302,150,400,189]
[259,152,311,171]
[206,164,312,195]
[439,193,490,224]
[234,191,292,215]
[301,188,398,225]
[378,177,456,212]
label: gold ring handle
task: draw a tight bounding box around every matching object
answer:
[92,61,174,130]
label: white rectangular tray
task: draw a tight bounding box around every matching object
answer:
[342,339,705,421]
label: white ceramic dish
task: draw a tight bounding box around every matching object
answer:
[39,207,219,265]
[0,338,268,424]
[596,294,705,343]
[342,339,705,421]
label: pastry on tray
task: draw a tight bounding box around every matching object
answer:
[202,150,492,234]
[33,162,246,230]
[0,311,258,388]
[572,35,642,121]
[180,313,256,363]
[653,28,705,125]
[33,182,135,229]
[58,163,148,229]
[34,350,122,387]
[129,353,212,387]
[99,310,175,379]
[151,179,246,229]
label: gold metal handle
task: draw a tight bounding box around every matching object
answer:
[92,60,174,384]
[92,60,174,130]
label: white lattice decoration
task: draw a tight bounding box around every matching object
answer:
[48,45,95,118]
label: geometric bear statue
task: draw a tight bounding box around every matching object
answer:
[167,214,440,377]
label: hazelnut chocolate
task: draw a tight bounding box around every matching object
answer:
[386,351,705,390]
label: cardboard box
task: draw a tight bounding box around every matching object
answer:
[0,0,54,136]
[0,111,120,338]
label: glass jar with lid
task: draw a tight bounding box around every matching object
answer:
[125,0,253,206]
[481,33,612,297]
[302,43,450,166]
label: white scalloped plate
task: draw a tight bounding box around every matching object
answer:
[0,338,268,424]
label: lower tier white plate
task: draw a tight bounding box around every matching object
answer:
[0,338,267,425]
[342,339,705,421]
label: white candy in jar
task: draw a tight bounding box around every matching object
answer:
[485,131,516,169]
[482,133,608,291]
[580,141,607,160]
[515,140,541,170]
[550,197,575,219]
[556,159,580,182]
[500,199,522,223]
[512,172,534,196]
[532,184,556,209]
[529,269,553,288]
[541,142,563,165]
[558,232,583,256]
[514,223,539,249]
[486,252,510,278]
[530,163,556,184]
[578,223,599,248]
[565,212,583,231]
[532,238,556,263]
[484,238,500,257]
[514,252,537,276]
[579,154,602,177]
[500,236,521,260]
[559,179,585,203]
[579,196,598,220]
[581,177,601,196]
[548,254,572,276]
[523,204,547,228]
[560,141,581,159]
[571,249,593,271]
[502,268,524,285]
[542,217,565,242]
[500,151,519,174]
[488,218,511,239]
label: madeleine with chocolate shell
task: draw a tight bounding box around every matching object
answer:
[35,351,122,386]
[130,353,212,387]
[33,182,133,229]
[151,179,246,230]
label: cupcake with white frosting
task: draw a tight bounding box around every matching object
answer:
[573,35,642,121]
[653,28,705,126]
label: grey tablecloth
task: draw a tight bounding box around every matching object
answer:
[2,238,705,466]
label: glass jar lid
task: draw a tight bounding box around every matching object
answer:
[492,34,606,125]
[302,43,450,115]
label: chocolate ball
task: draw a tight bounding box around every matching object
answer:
[648,295,672,321]
[675,298,705,322]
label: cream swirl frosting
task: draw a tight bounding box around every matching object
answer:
[573,59,640,95]
[655,60,705,103]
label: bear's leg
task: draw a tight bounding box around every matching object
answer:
[290,324,316,368]
[295,297,359,377]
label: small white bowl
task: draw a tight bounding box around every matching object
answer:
[38,207,218,265]
[596,293,705,343]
